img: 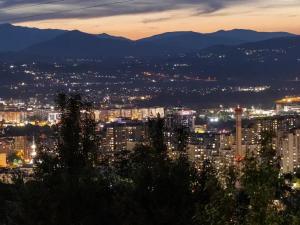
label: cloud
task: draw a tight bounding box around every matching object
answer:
[142,17,174,24]
[0,0,293,23]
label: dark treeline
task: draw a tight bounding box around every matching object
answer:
[1,94,300,225]
[1,124,54,137]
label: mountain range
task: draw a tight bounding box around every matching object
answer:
[178,36,300,81]
[0,23,297,58]
[0,23,65,52]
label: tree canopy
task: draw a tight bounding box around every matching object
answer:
[0,94,299,225]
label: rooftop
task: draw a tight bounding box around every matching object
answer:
[276,97,300,104]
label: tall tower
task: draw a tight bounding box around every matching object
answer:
[30,136,37,164]
[235,106,243,161]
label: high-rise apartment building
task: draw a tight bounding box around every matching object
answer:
[276,129,300,173]
[235,107,244,161]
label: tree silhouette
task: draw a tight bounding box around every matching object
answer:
[1,96,300,225]
[241,132,284,225]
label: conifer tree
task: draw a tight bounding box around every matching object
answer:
[241,132,284,225]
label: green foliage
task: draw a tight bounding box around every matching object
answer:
[194,160,228,225]
[240,132,285,225]
[0,183,14,224]
[112,119,199,225]
[7,152,23,165]
[174,126,189,153]
[55,93,98,175]
[148,116,166,154]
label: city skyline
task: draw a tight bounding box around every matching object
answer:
[0,0,299,39]
[1,1,300,224]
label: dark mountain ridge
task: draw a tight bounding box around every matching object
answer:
[1,24,300,82]
[0,24,297,58]
[0,23,66,52]
[208,29,294,42]
[21,29,299,58]
[23,30,134,58]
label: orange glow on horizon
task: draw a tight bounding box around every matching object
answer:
[15,6,300,40]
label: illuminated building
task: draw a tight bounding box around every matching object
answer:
[103,124,127,153]
[48,108,164,125]
[248,108,276,118]
[101,119,148,158]
[243,127,260,145]
[235,107,244,160]
[0,153,6,168]
[27,108,52,122]
[187,132,236,169]
[14,136,28,152]
[30,137,37,164]
[0,138,14,154]
[163,108,196,155]
[276,129,300,173]
[194,125,207,134]
[220,133,234,150]
[165,108,196,132]
[13,136,32,161]
[0,111,26,124]
[241,115,300,157]
[253,115,300,137]
[188,132,223,165]
[276,97,300,113]
[94,107,165,122]
[48,112,61,124]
